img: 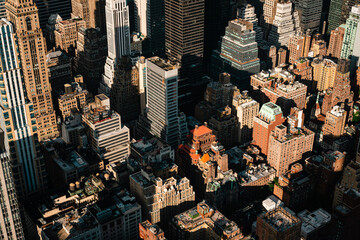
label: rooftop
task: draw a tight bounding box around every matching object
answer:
[298,209,331,236]
[261,207,301,231]
[173,202,242,238]
[239,163,275,184]
[258,102,283,122]
[148,56,179,71]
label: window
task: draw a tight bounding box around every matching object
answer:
[26,17,32,31]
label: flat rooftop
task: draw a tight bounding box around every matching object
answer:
[148,57,179,71]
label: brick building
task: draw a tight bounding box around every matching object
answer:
[252,102,286,155]
[256,207,301,240]
[267,125,315,176]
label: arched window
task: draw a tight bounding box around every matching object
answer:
[26,17,32,31]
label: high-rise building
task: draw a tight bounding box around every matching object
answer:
[71,0,106,32]
[238,4,264,42]
[273,163,312,211]
[0,129,24,239]
[211,19,260,88]
[130,170,195,226]
[328,0,360,34]
[263,0,278,30]
[134,0,147,35]
[311,58,337,91]
[82,94,130,164]
[75,27,107,94]
[0,0,6,19]
[288,33,305,64]
[34,0,72,28]
[232,90,260,144]
[138,57,188,147]
[268,1,301,47]
[54,18,86,54]
[165,0,205,108]
[251,69,307,115]
[58,82,88,119]
[341,5,360,70]
[321,105,347,147]
[177,124,239,208]
[253,102,286,155]
[292,0,322,32]
[277,47,287,66]
[256,207,301,240]
[268,124,315,176]
[44,13,62,49]
[6,0,59,142]
[327,26,345,59]
[195,73,236,123]
[321,59,354,119]
[134,0,165,56]
[99,0,131,95]
[110,56,141,122]
[0,18,49,198]
[46,50,72,92]
[208,106,238,147]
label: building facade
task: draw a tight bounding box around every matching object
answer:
[211,19,260,88]
[54,18,86,54]
[82,94,130,164]
[268,125,315,176]
[139,57,188,147]
[232,90,260,144]
[253,102,286,155]
[100,0,131,94]
[71,0,106,32]
[328,26,345,59]
[256,207,301,240]
[130,170,195,225]
[341,5,360,70]
[0,18,48,198]
[6,0,59,141]
[0,129,24,239]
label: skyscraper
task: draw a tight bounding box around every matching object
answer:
[210,19,260,88]
[34,0,72,28]
[327,26,346,59]
[267,125,315,176]
[0,0,5,19]
[238,4,264,42]
[292,0,322,32]
[82,94,130,164]
[253,102,286,155]
[0,129,24,239]
[341,5,360,70]
[165,0,205,108]
[71,0,106,32]
[232,90,260,144]
[0,18,48,198]
[6,0,59,142]
[311,58,337,91]
[99,0,131,94]
[134,0,165,56]
[267,1,300,47]
[328,0,360,34]
[138,57,188,147]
